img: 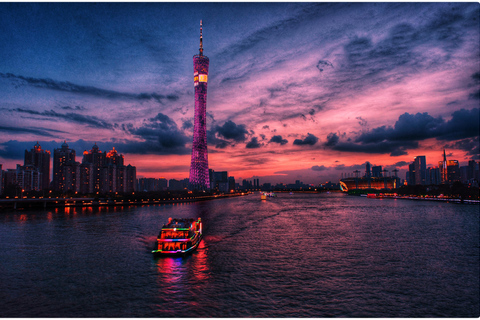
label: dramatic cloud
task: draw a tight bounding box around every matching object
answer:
[11,108,114,129]
[445,136,479,157]
[316,60,333,73]
[121,112,189,154]
[356,109,479,143]
[0,126,64,138]
[214,120,248,142]
[325,109,479,156]
[0,73,178,103]
[246,137,263,149]
[269,135,288,145]
[324,133,339,147]
[293,133,318,146]
[181,119,193,130]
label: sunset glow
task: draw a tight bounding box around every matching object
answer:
[0,3,478,184]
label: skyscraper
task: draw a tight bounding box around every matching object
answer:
[189,20,210,191]
[24,142,50,190]
[414,155,426,185]
[53,141,76,192]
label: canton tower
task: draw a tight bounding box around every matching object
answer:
[189,20,210,190]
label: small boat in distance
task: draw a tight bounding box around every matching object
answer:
[152,217,202,256]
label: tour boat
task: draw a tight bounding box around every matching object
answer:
[152,217,203,256]
[261,193,267,200]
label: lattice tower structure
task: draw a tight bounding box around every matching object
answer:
[189,21,210,190]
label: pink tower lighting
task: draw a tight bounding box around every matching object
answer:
[189,20,210,190]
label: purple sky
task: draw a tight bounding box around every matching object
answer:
[0,2,478,184]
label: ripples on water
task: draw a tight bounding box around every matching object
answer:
[0,193,478,317]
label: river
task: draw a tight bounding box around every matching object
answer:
[0,192,478,317]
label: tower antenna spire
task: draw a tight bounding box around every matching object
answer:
[199,20,203,56]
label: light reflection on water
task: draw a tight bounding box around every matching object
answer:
[0,193,478,317]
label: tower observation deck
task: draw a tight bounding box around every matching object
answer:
[189,20,210,190]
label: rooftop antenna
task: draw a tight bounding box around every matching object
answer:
[199,20,203,56]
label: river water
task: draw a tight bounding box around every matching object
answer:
[0,193,478,317]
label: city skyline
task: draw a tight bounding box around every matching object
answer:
[0,3,479,184]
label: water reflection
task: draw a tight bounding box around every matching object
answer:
[153,239,211,315]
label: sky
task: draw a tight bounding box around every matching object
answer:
[0,2,479,184]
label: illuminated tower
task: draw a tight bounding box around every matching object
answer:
[189,20,210,190]
[439,149,448,184]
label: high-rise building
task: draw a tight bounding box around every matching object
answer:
[372,166,383,178]
[426,167,441,185]
[438,150,460,184]
[414,156,426,185]
[13,164,42,192]
[82,143,105,192]
[53,141,76,192]
[24,142,50,190]
[365,162,371,178]
[446,160,460,184]
[81,145,135,194]
[189,20,210,191]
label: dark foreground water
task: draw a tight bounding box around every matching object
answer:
[0,193,478,317]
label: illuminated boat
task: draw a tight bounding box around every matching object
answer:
[261,193,267,200]
[152,217,203,256]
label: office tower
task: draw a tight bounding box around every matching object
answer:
[426,167,440,185]
[446,160,460,184]
[53,141,76,191]
[408,162,415,185]
[414,156,426,185]
[189,20,210,191]
[365,162,371,178]
[0,164,2,195]
[372,166,383,178]
[24,142,50,190]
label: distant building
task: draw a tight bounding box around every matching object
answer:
[82,143,105,192]
[53,141,76,192]
[426,167,441,185]
[228,176,235,193]
[80,144,136,194]
[407,156,426,185]
[14,164,42,192]
[467,160,479,182]
[137,178,167,192]
[0,164,3,195]
[169,178,188,191]
[24,142,50,190]
[414,156,426,185]
[52,142,136,194]
[372,166,383,178]
[365,162,371,178]
[340,162,399,192]
[209,169,228,191]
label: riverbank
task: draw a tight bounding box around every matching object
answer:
[357,193,480,204]
[0,192,248,211]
